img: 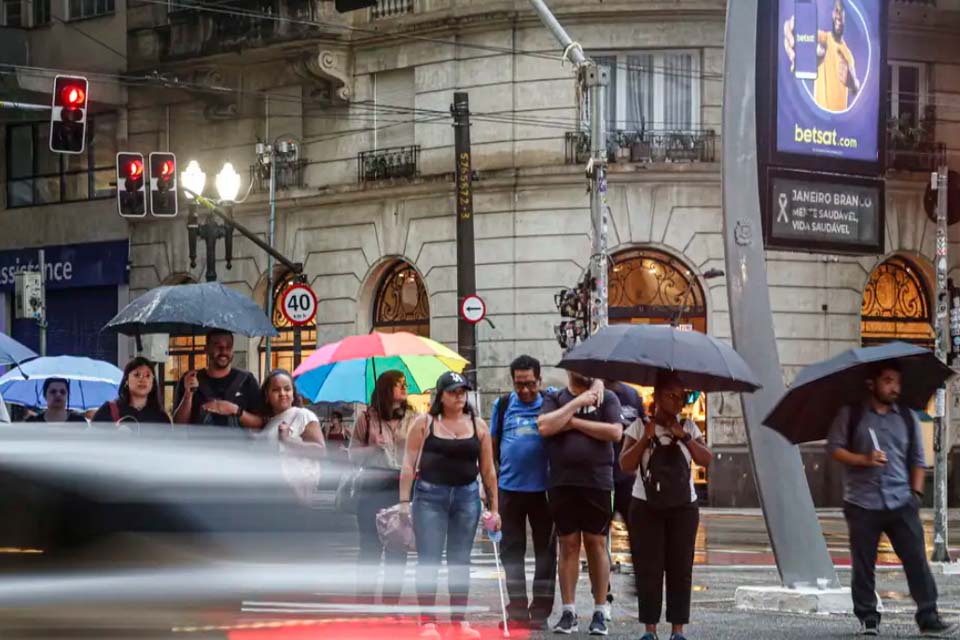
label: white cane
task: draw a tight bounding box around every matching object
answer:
[489,532,510,638]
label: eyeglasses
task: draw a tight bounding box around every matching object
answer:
[130,371,154,380]
[513,380,539,390]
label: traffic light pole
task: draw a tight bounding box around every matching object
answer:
[526,0,608,332]
[0,101,49,111]
[37,250,47,357]
[264,147,277,376]
[932,165,951,563]
[451,92,478,389]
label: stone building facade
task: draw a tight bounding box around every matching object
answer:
[3,0,960,504]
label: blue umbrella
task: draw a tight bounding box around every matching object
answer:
[0,333,37,367]
[0,356,123,411]
[102,282,278,338]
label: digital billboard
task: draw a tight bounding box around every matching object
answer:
[775,0,885,167]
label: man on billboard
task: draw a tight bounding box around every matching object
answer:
[784,0,862,112]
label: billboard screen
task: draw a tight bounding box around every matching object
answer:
[775,0,884,166]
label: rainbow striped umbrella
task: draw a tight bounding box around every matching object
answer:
[292,332,469,404]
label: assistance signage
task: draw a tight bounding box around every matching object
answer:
[764,169,884,254]
[772,0,886,173]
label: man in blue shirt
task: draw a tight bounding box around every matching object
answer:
[827,362,956,637]
[490,355,556,629]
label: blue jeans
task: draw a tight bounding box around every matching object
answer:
[412,479,482,622]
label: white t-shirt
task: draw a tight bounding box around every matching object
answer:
[625,418,702,503]
[262,407,323,447]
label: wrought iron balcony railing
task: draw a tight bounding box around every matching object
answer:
[371,0,413,19]
[358,145,420,183]
[248,158,308,193]
[565,129,718,165]
[886,109,944,172]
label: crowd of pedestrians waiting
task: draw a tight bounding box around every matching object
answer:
[9,329,957,638]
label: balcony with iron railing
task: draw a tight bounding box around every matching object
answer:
[357,145,420,183]
[886,107,946,172]
[565,129,718,165]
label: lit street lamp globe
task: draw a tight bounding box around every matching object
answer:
[216,162,242,203]
[181,160,206,200]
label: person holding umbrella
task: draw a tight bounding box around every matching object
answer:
[91,357,171,426]
[24,379,88,424]
[620,374,711,640]
[826,362,957,637]
[349,370,418,608]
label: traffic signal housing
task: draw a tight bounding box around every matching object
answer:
[116,152,146,218]
[335,0,376,12]
[49,75,88,154]
[149,152,178,217]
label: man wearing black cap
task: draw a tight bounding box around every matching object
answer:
[538,371,623,636]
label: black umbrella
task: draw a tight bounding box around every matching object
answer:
[763,342,955,444]
[103,282,279,338]
[558,324,761,392]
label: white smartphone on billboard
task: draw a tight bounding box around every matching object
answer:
[794,0,819,80]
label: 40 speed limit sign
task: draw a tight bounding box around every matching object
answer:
[280,284,317,326]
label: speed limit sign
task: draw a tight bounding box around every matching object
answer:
[280,284,317,326]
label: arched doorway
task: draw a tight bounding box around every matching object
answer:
[860,255,934,347]
[259,271,318,374]
[608,247,709,493]
[372,260,430,337]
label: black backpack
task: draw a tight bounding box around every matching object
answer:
[641,435,692,510]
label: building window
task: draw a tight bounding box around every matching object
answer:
[373,261,429,337]
[68,0,114,20]
[33,0,50,25]
[585,50,701,134]
[5,112,117,208]
[259,272,317,375]
[888,61,928,130]
[1,0,22,26]
[861,255,934,347]
[161,334,207,412]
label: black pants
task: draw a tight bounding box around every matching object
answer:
[844,501,939,626]
[629,498,699,625]
[356,484,408,605]
[500,489,557,622]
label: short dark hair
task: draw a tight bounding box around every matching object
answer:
[870,361,902,380]
[331,411,344,421]
[205,329,234,343]
[42,377,70,399]
[510,355,541,380]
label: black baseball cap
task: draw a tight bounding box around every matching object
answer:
[436,371,472,393]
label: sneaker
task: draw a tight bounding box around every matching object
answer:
[858,618,880,636]
[452,622,482,639]
[669,634,688,640]
[919,617,959,637]
[553,610,579,635]
[602,603,613,622]
[588,610,609,636]
[640,634,658,640]
[419,623,442,640]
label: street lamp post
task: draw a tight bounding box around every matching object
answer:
[182,160,237,282]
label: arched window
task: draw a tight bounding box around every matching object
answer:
[372,261,430,337]
[259,271,318,374]
[861,255,934,347]
[607,247,709,494]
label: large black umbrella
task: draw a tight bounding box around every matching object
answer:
[103,282,278,338]
[764,342,955,444]
[558,324,761,392]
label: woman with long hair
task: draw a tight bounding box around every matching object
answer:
[91,358,171,425]
[399,371,500,640]
[619,374,712,640]
[348,369,418,606]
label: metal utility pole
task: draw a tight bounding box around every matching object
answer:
[932,165,951,563]
[527,0,609,332]
[264,145,277,376]
[37,250,47,357]
[452,92,478,388]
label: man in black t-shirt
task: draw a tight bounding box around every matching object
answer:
[538,372,622,636]
[173,330,264,429]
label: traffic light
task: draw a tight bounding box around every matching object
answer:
[49,75,88,154]
[116,152,146,218]
[335,0,376,12]
[149,152,178,216]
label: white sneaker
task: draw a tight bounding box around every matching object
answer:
[453,622,482,639]
[602,603,612,622]
[419,623,442,639]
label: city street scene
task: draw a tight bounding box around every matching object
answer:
[1,0,960,638]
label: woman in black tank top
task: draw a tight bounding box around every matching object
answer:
[399,371,500,640]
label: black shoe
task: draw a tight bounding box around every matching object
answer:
[919,616,959,637]
[553,610,578,635]
[588,611,608,636]
[859,618,880,636]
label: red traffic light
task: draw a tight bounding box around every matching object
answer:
[159,159,174,178]
[127,159,144,179]
[61,84,86,108]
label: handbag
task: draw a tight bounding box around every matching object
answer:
[335,410,400,513]
[376,417,429,551]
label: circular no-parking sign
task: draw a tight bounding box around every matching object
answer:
[280,284,318,326]
[460,295,486,324]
